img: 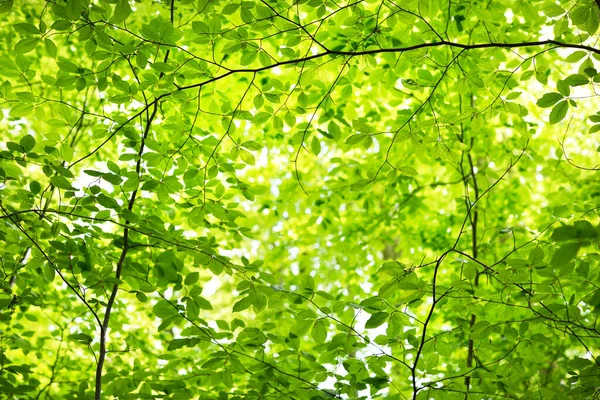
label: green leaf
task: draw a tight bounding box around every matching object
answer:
[351,178,370,191]
[570,6,591,25]
[551,243,580,267]
[564,74,588,87]
[0,0,13,13]
[536,92,563,108]
[153,300,177,319]
[311,137,321,155]
[44,39,57,58]
[386,313,404,338]
[554,16,569,37]
[565,51,587,63]
[365,312,389,329]
[240,149,255,165]
[14,37,39,53]
[67,333,93,345]
[50,176,74,190]
[185,272,199,285]
[19,134,35,152]
[463,262,478,280]
[232,296,253,312]
[311,319,327,344]
[544,4,565,17]
[241,141,262,151]
[290,319,313,337]
[113,0,131,23]
[13,23,40,35]
[549,101,569,124]
[345,134,365,145]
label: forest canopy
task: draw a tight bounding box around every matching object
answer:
[1,0,600,399]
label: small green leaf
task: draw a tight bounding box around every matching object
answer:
[311,137,321,155]
[153,300,177,319]
[536,93,563,108]
[564,74,588,87]
[557,80,570,96]
[50,176,75,190]
[463,262,478,280]
[311,319,327,344]
[232,296,252,312]
[544,4,565,17]
[68,333,93,345]
[0,0,14,13]
[345,134,365,145]
[113,0,131,23]
[351,178,370,191]
[386,313,404,338]
[44,39,57,58]
[19,134,35,152]
[14,37,40,53]
[398,166,419,176]
[549,101,569,124]
[365,312,389,329]
[551,243,580,267]
[565,51,586,63]
[240,149,255,165]
[13,23,40,35]
[185,272,199,285]
[554,16,569,37]
[241,141,262,151]
[290,319,313,337]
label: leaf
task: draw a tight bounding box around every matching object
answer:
[352,119,372,134]
[418,0,433,18]
[185,272,199,285]
[557,80,570,96]
[13,23,40,35]
[564,74,588,87]
[10,103,34,117]
[0,0,13,13]
[241,141,262,151]
[365,312,389,329]
[153,300,177,319]
[565,51,587,63]
[554,16,569,37]
[528,247,545,265]
[14,38,40,53]
[398,166,418,176]
[311,137,321,155]
[290,319,313,337]
[463,262,478,280]
[386,313,404,338]
[544,4,565,17]
[549,101,569,124]
[232,296,252,312]
[550,243,580,267]
[351,178,370,191]
[536,92,563,108]
[570,6,591,25]
[113,0,131,23]
[240,149,255,165]
[68,333,93,345]
[50,176,75,190]
[345,134,365,145]
[44,39,57,58]
[168,338,189,351]
[19,135,35,152]
[311,319,327,343]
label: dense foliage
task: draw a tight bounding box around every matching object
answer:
[1,0,600,398]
